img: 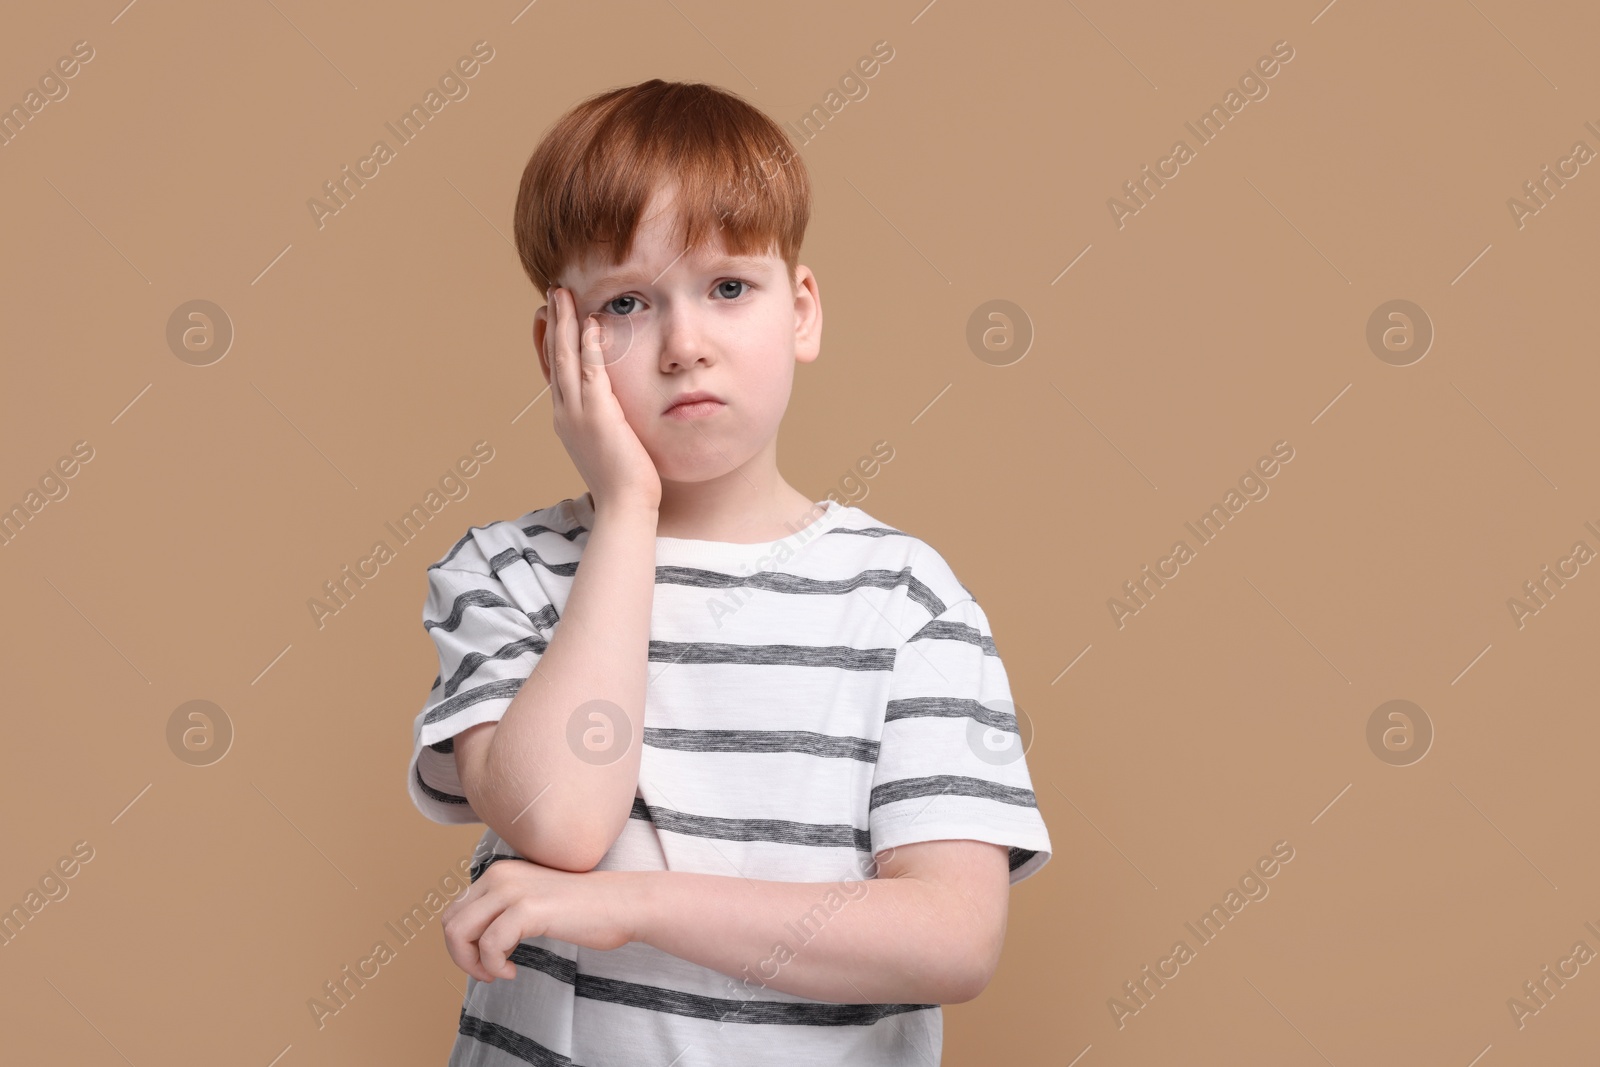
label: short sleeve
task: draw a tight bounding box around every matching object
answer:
[406,552,555,825]
[868,596,1053,885]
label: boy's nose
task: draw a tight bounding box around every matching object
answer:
[657,310,714,369]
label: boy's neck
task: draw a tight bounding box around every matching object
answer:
[650,476,822,543]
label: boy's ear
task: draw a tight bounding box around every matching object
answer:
[791,265,822,365]
[531,305,553,384]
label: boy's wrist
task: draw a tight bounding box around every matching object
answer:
[592,494,659,525]
[607,869,657,946]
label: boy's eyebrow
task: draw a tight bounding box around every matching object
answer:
[578,254,773,293]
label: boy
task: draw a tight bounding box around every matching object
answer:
[406,79,1052,1065]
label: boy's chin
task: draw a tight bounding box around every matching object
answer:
[650,445,766,485]
[653,462,744,485]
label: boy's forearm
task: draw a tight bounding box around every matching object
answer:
[480,499,657,870]
[613,868,989,1006]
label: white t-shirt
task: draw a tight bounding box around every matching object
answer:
[407,492,1053,1066]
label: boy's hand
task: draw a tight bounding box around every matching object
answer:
[440,858,637,982]
[542,286,662,513]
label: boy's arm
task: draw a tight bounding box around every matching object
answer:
[625,839,1011,1005]
[457,496,658,872]
[441,841,1017,1003]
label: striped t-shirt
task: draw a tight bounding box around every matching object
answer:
[407,492,1053,1066]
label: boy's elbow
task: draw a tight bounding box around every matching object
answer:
[457,729,628,872]
[519,841,605,873]
[523,825,610,872]
[474,788,617,872]
[483,806,610,872]
[944,918,1006,1003]
[945,955,999,1004]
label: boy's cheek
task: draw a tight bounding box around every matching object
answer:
[607,378,666,432]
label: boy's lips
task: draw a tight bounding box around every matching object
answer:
[663,390,724,416]
[663,398,725,420]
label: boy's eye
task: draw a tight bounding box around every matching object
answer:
[599,279,751,317]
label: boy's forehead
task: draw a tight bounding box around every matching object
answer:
[561,242,781,292]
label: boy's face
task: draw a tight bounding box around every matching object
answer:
[533,184,822,487]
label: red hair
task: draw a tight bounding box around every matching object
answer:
[513,79,811,296]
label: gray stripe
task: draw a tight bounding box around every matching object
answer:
[869,774,1038,811]
[827,524,907,539]
[415,762,468,807]
[434,518,582,572]
[908,616,997,655]
[642,727,878,762]
[423,677,523,727]
[573,971,935,1027]
[457,1006,573,1066]
[425,639,892,729]
[506,943,579,986]
[884,696,1018,734]
[467,541,945,622]
[489,546,581,582]
[630,797,872,852]
[428,728,878,807]
[451,910,939,1040]
[518,520,586,543]
[441,635,547,700]
[654,564,944,616]
[648,639,895,671]
[425,588,557,639]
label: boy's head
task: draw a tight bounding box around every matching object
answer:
[514,80,821,488]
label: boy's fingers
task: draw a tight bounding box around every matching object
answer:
[550,287,582,412]
[541,293,561,406]
[441,894,502,983]
[477,909,529,981]
[554,289,583,414]
[579,316,597,362]
[442,923,489,982]
[580,316,608,380]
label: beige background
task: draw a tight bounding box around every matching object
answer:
[3,1,1598,1063]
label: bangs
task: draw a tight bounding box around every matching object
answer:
[514,80,811,295]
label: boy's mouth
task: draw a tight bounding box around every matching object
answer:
[663,399,725,420]
[663,390,725,419]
